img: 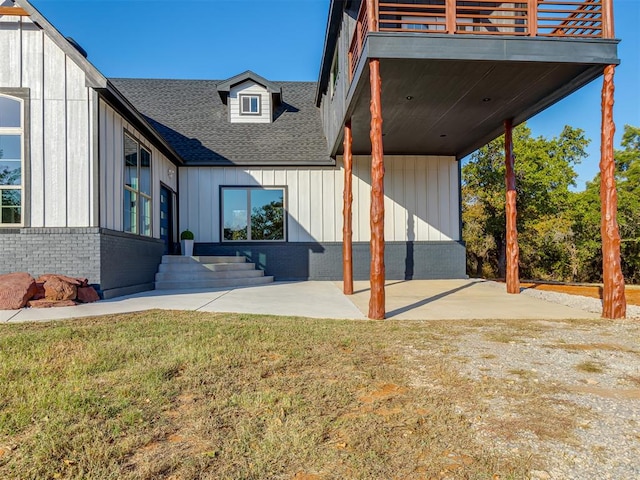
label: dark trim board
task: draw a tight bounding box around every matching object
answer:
[195,241,467,281]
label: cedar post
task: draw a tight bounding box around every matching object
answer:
[600,65,626,319]
[343,121,354,295]
[504,119,520,294]
[368,58,385,319]
[366,0,385,319]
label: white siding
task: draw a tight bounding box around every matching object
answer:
[229,80,271,124]
[0,17,95,227]
[179,155,460,243]
[98,100,178,238]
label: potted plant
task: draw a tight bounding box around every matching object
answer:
[180,229,195,257]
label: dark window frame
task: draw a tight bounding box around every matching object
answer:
[123,131,153,237]
[220,186,287,243]
[239,94,262,116]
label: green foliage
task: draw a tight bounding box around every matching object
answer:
[463,123,588,280]
[463,123,640,284]
[180,229,194,240]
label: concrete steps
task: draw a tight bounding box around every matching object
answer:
[155,255,274,290]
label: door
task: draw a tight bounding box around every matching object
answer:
[160,184,173,255]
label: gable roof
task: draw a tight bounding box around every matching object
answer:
[109,78,333,167]
[216,70,283,105]
[12,0,184,165]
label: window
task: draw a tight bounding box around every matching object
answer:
[0,95,23,226]
[222,187,285,242]
[239,94,261,115]
[123,133,152,236]
[330,47,339,97]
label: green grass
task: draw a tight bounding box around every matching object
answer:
[0,311,575,479]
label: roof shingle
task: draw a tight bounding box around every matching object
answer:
[109,78,333,166]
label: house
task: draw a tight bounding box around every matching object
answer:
[0,0,625,318]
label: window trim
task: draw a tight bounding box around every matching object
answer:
[0,89,30,228]
[123,131,153,237]
[220,186,287,243]
[239,94,262,116]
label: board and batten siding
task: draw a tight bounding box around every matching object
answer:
[98,100,178,238]
[180,155,460,243]
[229,80,272,124]
[0,15,95,227]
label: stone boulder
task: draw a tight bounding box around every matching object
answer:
[77,286,100,303]
[42,276,77,301]
[0,272,38,310]
[37,274,86,287]
[32,283,46,300]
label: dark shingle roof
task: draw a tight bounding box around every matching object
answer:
[108,78,333,166]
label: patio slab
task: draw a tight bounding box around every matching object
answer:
[345,279,601,320]
[0,279,602,323]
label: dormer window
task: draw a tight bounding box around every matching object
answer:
[217,71,283,124]
[240,94,261,115]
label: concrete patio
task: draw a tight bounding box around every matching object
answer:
[0,279,601,323]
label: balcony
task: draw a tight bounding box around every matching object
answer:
[350,0,613,80]
[320,0,617,158]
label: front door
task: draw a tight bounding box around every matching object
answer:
[160,184,173,255]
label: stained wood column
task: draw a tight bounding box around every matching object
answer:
[504,119,520,294]
[343,121,354,295]
[368,58,385,320]
[600,65,626,319]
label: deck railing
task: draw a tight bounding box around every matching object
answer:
[349,0,613,79]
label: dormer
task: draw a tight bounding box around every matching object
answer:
[217,71,283,124]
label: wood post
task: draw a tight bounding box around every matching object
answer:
[446,0,456,34]
[368,58,385,320]
[527,0,537,37]
[600,65,626,319]
[504,119,520,294]
[367,0,379,32]
[602,0,614,39]
[343,121,354,295]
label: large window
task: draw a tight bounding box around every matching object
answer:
[0,95,23,226]
[123,133,152,236]
[222,187,285,242]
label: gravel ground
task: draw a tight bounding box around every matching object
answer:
[443,286,640,479]
[520,285,640,319]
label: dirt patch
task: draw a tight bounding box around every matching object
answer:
[358,383,409,403]
[568,386,640,400]
[521,282,640,306]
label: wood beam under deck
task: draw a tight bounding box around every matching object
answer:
[343,121,354,295]
[600,65,626,319]
[504,118,520,294]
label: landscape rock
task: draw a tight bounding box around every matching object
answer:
[27,299,77,308]
[37,274,85,286]
[0,272,38,310]
[43,276,77,301]
[32,283,46,300]
[77,286,100,303]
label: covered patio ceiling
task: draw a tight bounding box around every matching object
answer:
[340,57,607,158]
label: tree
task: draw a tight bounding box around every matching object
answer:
[574,125,640,283]
[462,123,589,280]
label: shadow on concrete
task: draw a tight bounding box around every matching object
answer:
[385,280,481,318]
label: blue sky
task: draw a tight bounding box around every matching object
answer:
[30,0,639,190]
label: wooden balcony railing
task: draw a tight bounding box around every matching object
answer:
[348,0,613,79]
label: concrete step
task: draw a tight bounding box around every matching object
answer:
[161,255,246,264]
[155,269,265,282]
[158,262,256,273]
[155,276,274,290]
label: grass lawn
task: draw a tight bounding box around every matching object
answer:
[0,311,571,479]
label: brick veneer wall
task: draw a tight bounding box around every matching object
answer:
[0,228,164,299]
[195,241,467,281]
